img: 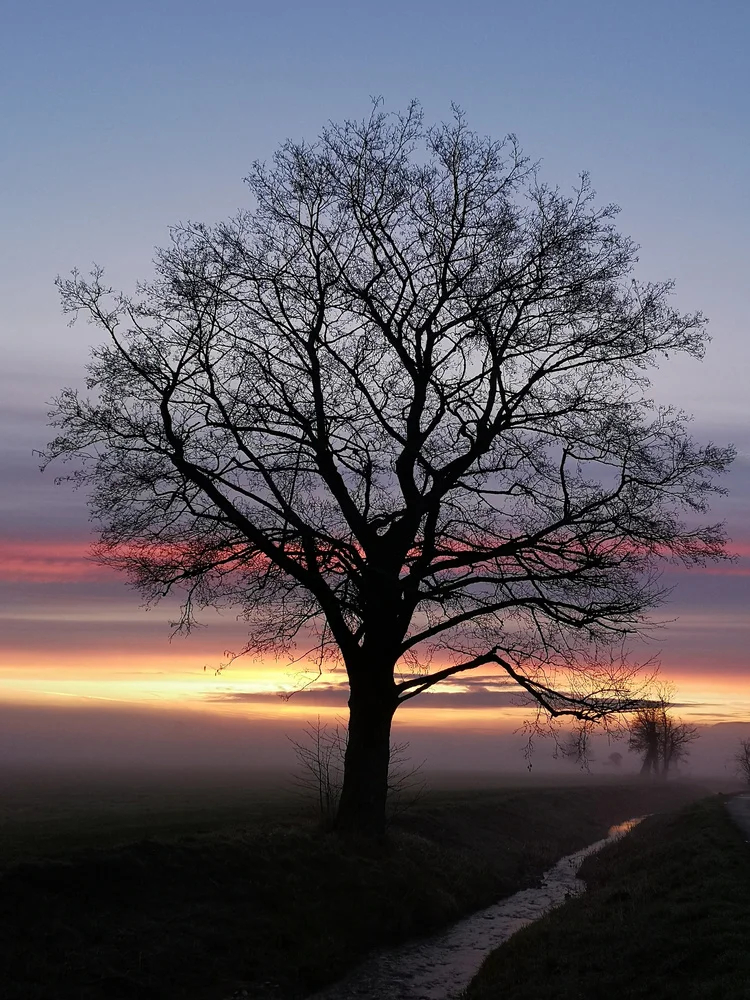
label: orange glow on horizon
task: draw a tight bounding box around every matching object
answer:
[2,535,748,730]
[1,650,749,728]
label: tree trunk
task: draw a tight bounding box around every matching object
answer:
[335,680,397,837]
[639,723,659,777]
[640,743,658,776]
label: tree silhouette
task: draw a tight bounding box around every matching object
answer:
[733,739,750,785]
[43,102,732,834]
[628,694,698,776]
[629,706,661,776]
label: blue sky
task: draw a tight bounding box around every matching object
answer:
[2,0,748,417]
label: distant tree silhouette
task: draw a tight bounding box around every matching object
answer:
[628,693,698,777]
[606,751,624,769]
[629,706,661,776]
[43,101,732,835]
[733,739,750,785]
[556,728,596,767]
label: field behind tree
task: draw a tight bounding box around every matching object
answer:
[0,768,729,1000]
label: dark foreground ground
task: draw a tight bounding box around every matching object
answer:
[0,771,715,1000]
[465,794,750,1000]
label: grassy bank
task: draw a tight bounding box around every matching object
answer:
[465,794,750,1000]
[0,779,707,1000]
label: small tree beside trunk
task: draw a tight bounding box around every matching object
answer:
[290,716,423,828]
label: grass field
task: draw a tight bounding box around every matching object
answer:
[0,771,714,1000]
[0,768,302,864]
[464,794,750,1000]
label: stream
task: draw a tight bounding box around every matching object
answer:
[308,817,643,1000]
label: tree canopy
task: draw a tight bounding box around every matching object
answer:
[44,102,733,831]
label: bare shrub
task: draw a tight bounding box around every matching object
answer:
[290,717,425,828]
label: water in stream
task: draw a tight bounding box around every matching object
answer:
[308,818,643,1000]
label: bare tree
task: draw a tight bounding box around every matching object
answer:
[555,727,597,768]
[660,715,699,775]
[629,705,661,776]
[289,717,346,826]
[628,694,699,776]
[42,102,732,834]
[733,739,750,785]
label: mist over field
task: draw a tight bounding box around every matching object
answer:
[2,702,747,784]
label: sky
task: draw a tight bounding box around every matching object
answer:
[1,0,748,774]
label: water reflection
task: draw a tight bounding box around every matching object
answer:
[309,817,644,1000]
[608,817,645,838]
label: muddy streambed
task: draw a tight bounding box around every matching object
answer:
[308,818,643,1000]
